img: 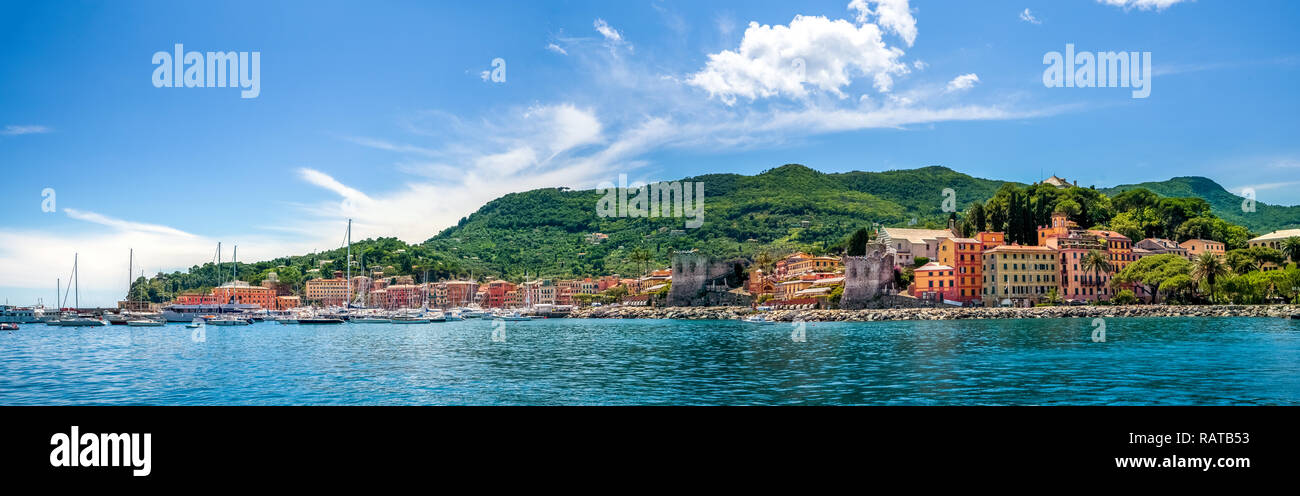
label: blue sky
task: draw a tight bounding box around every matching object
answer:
[2,0,1298,306]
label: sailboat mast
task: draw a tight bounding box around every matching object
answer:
[127,248,133,301]
[217,242,222,285]
[74,253,79,309]
[345,219,352,308]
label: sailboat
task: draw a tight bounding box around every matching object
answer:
[53,253,107,327]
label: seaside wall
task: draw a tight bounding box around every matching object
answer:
[840,243,895,309]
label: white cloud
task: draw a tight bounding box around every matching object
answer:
[687,12,909,105]
[1019,8,1041,24]
[1097,0,1192,11]
[848,0,917,47]
[546,43,568,55]
[63,208,198,238]
[1,124,52,136]
[945,73,980,92]
[593,18,623,43]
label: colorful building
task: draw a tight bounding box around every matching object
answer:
[982,245,1059,307]
[305,276,349,306]
[912,262,957,302]
[1247,229,1300,271]
[879,227,957,267]
[937,237,984,303]
[213,281,277,309]
[786,255,842,276]
[1180,239,1225,260]
[1045,232,1108,302]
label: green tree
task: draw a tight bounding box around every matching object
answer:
[1112,289,1138,305]
[1282,237,1300,264]
[845,228,871,256]
[1081,250,1113,293]
[1191,252,1229,303]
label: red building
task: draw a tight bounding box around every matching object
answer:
[480,280,516,308]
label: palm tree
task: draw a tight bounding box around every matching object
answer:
[1080,250,1113,298]
[1226,252,1258,275]
[1191,252,1229,303]
[1282,236,1300,265]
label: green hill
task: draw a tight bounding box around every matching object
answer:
[1102,177,1300,233]
[421,164,1017,280]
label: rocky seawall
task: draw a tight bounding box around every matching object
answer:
[569,304,1300,322]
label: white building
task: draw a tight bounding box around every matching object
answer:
[879,227,957,267]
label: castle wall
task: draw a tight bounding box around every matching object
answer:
[841,243,895,309]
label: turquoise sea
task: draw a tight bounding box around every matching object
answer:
[1,317,1297,405]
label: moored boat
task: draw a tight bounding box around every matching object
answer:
[207,318,251,326]
[126,319,165,327]
[298,318,345,325]
[0,323,18,331]
[53,316,108,327]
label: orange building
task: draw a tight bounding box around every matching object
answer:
[978,231,1005,251]
[213,281,276,309]
[1180,238,1225,260]
[912,262,957,302]
[937,237,983,303]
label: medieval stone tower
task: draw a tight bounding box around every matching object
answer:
[840,242,895,309]
[667,251,736,306]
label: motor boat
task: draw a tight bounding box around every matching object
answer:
[126,319,165,327]
[207,317,251,326]
[742,315,774,324]
[53,316,108,327]
[298,318,345,325]
[390,317,431,324]
[493,311,531,322]
[185,318,205,329]
[0,323,18,331]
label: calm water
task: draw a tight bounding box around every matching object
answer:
[1,317,1298,405]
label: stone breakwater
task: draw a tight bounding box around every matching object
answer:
[570,304,1300,322]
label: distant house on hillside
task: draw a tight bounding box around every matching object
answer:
[1041,175,1077,188]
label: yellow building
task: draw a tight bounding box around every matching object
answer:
[786,256,842,276]
[304,277,349,306]
[1247,229,1300,271]
[981,245,1059,307]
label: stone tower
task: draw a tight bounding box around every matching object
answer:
[840,242,895,309]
